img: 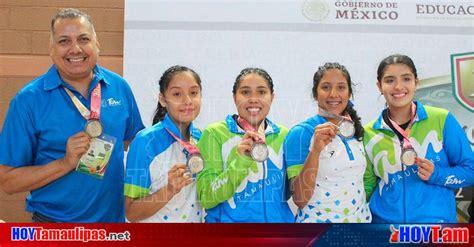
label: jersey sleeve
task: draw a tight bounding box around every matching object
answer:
[427,112,474,189]
[362,128,379,200]
[284,125,312,179]
[196,127,256,209]
[124,136,152,198]
[123,82,145,141]
[363,152,377,200]
[0,95,37,167]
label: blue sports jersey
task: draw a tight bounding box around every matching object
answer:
[124,114,203,222]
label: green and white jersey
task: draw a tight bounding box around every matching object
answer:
[197,115,294,223]
[364,102,474,223]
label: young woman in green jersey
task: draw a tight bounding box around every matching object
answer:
[197,67,294,223]
[364,54,474,223]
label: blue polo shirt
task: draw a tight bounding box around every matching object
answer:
[0,65,144,222]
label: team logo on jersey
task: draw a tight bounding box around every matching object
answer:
[451,52,474,112]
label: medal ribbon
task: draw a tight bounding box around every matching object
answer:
[318,107,353,127]
[388,102,417,149]
[63,83,101,121]
[165,128,200,155]
[236,117,265,143]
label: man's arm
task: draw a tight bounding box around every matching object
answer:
[0,160,71,194]
[0,132,90,194]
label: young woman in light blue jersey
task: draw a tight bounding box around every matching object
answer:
[197,68,294,223]
[124,65,203,222]
[284,63,371,223]
[364,54,474,223]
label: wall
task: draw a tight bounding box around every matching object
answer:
[0,0,124,222]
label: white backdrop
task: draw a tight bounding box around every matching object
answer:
[124,0,473,130]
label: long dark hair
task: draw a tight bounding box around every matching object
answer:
[377,54,418,82]
[312,62,364,141]
[232,67,274,95]
[152,65,202,125]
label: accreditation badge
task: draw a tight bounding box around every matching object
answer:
[76,134,116,179]
[250,142,269,162]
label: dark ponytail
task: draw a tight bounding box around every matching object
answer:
[152,102,168,125]
[312,62,364,141]
[152,65,202,125]
[345,103,364,141]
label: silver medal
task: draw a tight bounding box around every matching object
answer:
[187,154,204,174]
[85,120,103,138]
[338,120,355,139]
[401,148,417,166]
[250,143,269,162]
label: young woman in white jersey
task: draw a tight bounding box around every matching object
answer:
[124,65,203,222]
[284,63,371,223]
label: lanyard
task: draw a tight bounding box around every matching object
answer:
[318,107,353,125]
[236,117,266,143]
[388,102,417,149]
[165,128,200,155]
[63,83,101,121]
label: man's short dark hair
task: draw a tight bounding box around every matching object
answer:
[51,8,96,36]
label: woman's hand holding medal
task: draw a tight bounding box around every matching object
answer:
[415,157,434,181]
[63,132,91,170]
[311,123,338,154]
[166,164,193,196]
[237,131,264,157]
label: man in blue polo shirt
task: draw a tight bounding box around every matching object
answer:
[0,8,144,222]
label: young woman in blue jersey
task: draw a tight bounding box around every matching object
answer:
[197,68,294,223]
[284,63,371,223]
[124,65,203,222]
[364,54,474,223]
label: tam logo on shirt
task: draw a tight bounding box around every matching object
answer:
[211,177,229,192]
[444,175,465,186]
[107,98,122,106]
